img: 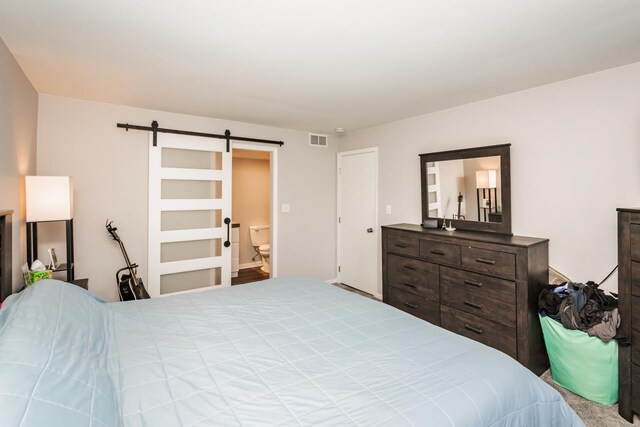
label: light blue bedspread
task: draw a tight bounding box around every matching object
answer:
[0,278,584,426]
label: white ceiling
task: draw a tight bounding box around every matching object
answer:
[1,1,640,134]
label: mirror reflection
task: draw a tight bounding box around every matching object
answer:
[425,155,502,223]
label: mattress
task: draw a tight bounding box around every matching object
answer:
[0,278,584,426]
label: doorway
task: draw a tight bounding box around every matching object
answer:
[337,147,378,297]
[231,145,277,285]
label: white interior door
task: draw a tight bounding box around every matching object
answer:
[148,133,232,296]
[337,148,378,296]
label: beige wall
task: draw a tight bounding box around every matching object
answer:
[232,157,270,266]
[36,95,337,301]
[0,37,38,291]
[339,61,640,295]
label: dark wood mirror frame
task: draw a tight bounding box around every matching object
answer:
[420,143,512,235]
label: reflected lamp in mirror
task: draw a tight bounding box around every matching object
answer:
[475,170,497,189]
[26,176,74,222]
[475,169,498,223]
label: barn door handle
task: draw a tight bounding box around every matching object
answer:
[224,218,231,247]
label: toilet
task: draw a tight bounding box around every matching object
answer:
[249,225,270,274]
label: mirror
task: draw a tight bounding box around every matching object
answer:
[420,144,511,235]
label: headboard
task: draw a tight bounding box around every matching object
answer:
[0,210,13,302]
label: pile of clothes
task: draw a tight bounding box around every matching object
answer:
[538,281,628,344]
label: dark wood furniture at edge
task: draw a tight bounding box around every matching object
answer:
[382,223,549,375]
[618,208,640,422]
[26,219,75,282]
[0,210,13,302]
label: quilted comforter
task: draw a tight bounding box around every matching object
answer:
[0,278,583,426]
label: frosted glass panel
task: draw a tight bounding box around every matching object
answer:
[161,180,222,199]
[162,148,222,170]
[161,210,222,230]
[160,267,221,294]
[161,239,222,263]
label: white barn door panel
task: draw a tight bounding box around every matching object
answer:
[148,133,232,297]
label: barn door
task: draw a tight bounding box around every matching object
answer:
[148,133,232,296]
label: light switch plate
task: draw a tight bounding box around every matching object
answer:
[281,203,290,213]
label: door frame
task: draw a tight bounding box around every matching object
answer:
[232,142,279,278]
[336,147,379,298]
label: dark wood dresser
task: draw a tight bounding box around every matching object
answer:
[618,208,640,422]
[0,210,13,302]
[382,223,549,375]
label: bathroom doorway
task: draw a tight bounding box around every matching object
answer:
[231,145,276,285]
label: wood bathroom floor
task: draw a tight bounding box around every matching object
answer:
[232,267,269,285]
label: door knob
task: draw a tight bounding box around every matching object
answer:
[367,228,373,233]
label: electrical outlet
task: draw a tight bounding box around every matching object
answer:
[281,204,290,213]
[386,205,392,214]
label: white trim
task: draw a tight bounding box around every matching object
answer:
[239,261,263,269]
[232,142,278,279]
[148,133,161,297]
[336,146,379,294]
[325,278,338,284]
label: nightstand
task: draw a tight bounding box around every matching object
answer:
[69,278,88,290]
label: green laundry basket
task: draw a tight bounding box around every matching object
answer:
[539,315,618,405]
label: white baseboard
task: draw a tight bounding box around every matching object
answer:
[239,261,263,269]
[325,278,338,284]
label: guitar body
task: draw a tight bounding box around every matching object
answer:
[118,273,136,302]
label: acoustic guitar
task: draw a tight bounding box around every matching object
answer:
[106,220,150,301]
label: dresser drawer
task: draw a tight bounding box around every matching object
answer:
[419,240,460,266]
[633,363,640,414]
[632,329,640,366]
[440,266,515,305]
[387,254,439,301]
[388,287,440,325]
[631,224,640,261]
[461,246,516,279]
[386,234,419,257]
[633,296,640,328]
[631,261,640,298]
[440,285,516,327]
[440,305,516,358]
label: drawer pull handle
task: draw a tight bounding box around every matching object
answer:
[475,257,496,265]
[404,283,417,289]
[464,324,484,335]
[403,302,418,309]
[404,265,416,271]
[463,301,483,310]
[430,250,446,256]
[463,279,482,288]
[394,243,409,248]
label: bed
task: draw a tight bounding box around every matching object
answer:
[0,278,583,426]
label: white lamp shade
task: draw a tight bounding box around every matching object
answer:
[475,170,497,189]
[26,176,74,222]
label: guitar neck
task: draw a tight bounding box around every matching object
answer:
[118,241,140,286]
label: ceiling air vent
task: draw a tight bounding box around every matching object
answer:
[309,133,328,147]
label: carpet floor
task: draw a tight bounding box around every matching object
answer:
[541,370,636,426]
